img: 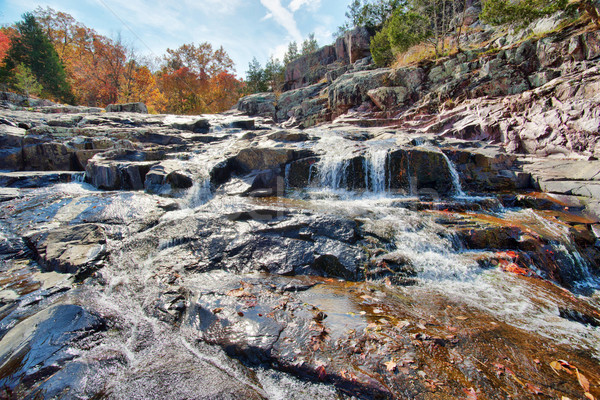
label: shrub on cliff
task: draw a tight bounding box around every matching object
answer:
[0,13,74,104]
[371,10,431,65]
[480,0,569,26]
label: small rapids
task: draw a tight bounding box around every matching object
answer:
[1,127,599,399]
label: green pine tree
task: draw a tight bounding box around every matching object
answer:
[245,57,268,93]
[0,12,74,104]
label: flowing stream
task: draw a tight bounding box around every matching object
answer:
[1,127,599,399]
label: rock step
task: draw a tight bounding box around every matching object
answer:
[0,171,82,188]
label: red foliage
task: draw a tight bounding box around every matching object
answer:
[0,30,12,63]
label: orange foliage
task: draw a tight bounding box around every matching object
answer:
[0,30,11,64]
[32,7,244,113]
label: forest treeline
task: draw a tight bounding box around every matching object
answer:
[0,8,244,113]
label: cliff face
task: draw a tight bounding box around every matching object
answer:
[283,27,372,91]
[236,15,600,160]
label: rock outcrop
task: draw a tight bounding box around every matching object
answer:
[284,27,372,91]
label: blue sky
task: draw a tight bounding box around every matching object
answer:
[0,0,350,77]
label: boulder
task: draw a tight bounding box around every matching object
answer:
[22,142,76,171]
[276,83,327,122]
[243,169,286,197]
[367,87,410,110]
[105,102,148,114]
[170,118,210,133]
[26,224,107,275]
[268,131,310,142]
[328,69,392,115]
[235,93,277,119]
[233,148,303,173]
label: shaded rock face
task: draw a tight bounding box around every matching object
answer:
[106,102,148,114]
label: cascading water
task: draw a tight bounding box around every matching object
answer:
[440,151,466,197]
[363,147,389,194]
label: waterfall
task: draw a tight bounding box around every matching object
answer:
[440,152,466,197]
[317,157,350,189]
[185,178,212,208]
[72,172,86,183]
[363,148,389,194]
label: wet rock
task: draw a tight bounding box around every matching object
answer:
[286,157,318,187]
[26,224,107,276]
[388,148,454,195]
[0,125,25,170]
[144,161,200,194]
[86,150,164,190]
[367,252,417,285]
[243,169,286,197]
[106,102,148,113]
[234,147,304,173]
[457,225,521,250]
[558,307,600,327]
[22,141,76,171]
[268,130,310,142]
[230,119,255,130]
[0,171,78,188]
[170,118,210,133]
[0,304,105,395]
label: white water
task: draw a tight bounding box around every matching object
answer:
[363,146,389,194]
[440,152,466,197]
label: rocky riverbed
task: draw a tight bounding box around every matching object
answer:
[0,99,599,399]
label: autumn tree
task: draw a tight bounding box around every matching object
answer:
[0,13,73,103]
[157,42,243,114]
[0,29,11,64]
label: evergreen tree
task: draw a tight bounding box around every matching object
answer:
[0,13,74,103]
[283,41,299,65]
[245,57,267,93]
[301,33,319,55]
[264,56,285,92]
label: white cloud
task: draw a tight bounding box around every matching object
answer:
[288,0,321,13]
[261,12,273,22]
[259,0,302,42]
[271,43,289,61]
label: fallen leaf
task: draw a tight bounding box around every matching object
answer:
[561,397,572,400]
[525,383,543,395]
[584,393,595,400]
[456,316,468,320]
[373,308,383,314]
[397,320,410,329]
[577,369,591,393]
[550,361,562,374]
[463,388,478,400]
[384,360,397,372]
